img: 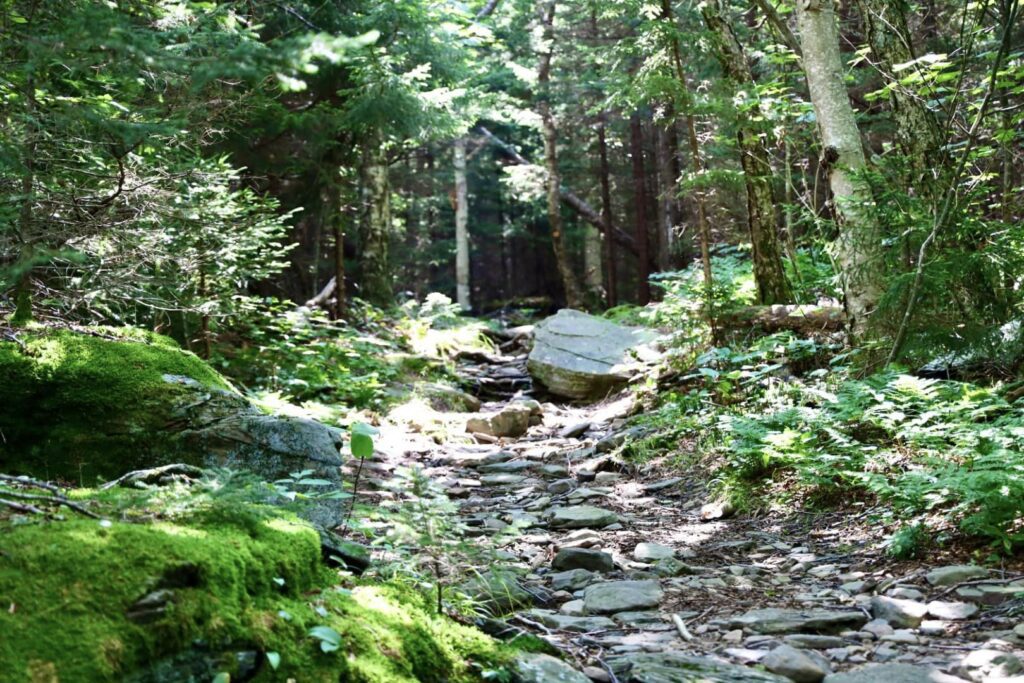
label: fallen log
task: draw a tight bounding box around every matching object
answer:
[477,126,638,256]
[716,305,846,333]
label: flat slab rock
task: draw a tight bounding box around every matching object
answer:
[527,309,660,399]
[583,580,663,614]
[548,505,618,529]
[513,653,590,683]
[823,663,968,682]
[610,652,790,682]
[726,608,868,634]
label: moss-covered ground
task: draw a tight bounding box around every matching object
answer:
[0,326,234,483]
[0,485,515,682]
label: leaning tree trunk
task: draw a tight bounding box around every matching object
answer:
[702,0,793,305]
[359,140,393,307]
[796,0,883,338]
[453,137,471,310]
[536,0,584,309]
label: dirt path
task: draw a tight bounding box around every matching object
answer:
[358,345,1024,683]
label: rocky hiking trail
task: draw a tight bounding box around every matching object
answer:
[355,317,1024,683]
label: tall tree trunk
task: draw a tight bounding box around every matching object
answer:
[332,169,347,319]
[661,0,714,320]
[453,137,471,310]
[853,0,945,189]
[597,116,618,307]
[701,0,793,305]
[536,0,584,309]
[630,114,651,305]
[796,0,883,338]
[359,140,393,307]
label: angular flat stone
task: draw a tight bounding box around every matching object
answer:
[514,653,590,683]
[552,547,614,573]
[549,568,598,591]
[477,459,534,473]
[466,404,532,438]
[634,542,676,562]
[926,600,978,620]
[782,635,847,650]
[548,505,618,529]
[479,473,527,486]
[871,596,928,628]
[726,608,868,635]
[925,564,988,587]
[524,609,616,633]
[762,644,830,683]
[583,580,663,614]
[824,663,967,682]
[609,651,790,682]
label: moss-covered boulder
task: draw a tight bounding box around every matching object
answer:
[0,487,513,682]
[0,328,344,515]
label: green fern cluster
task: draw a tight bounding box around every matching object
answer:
[662,332,1024,550]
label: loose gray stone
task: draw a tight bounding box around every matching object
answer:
[870,596,928,628]
[633,542,676,562]
[552,548,614,573]
[823,663,965,682]
[513,652,591,683]
[527,309,660,399]
[548,505,618,529]
[609,651,790,682]
[762,644,830,683]
[478,459,535,473]
[559,599,586,616]
[466,404,533,438]
[549,569,599,591]
[583,580,664,614]
[480,473,528,486]
[782,635,847,650]
[956,649,1024,681]
[924,565,988,587]
[925,600,978,620]
[524,609,616,633]
[726,608,868,635]
[558,421,592,439]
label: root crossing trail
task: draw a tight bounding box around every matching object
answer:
[358,342,1024,683]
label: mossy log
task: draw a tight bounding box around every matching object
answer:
[716,305,846,333]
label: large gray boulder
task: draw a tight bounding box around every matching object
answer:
[527,309,660,399]
[1,328,345,527]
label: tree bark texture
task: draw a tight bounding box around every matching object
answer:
[359,141,393,307]
[796,0,883,338]
[536,0,584,309]
[630,114,651,305]
[453,137,471,310]
[717,304,846,333]
[597,117,618,307]
[702,0,793,305]
[853,0,945,189]
[661,0,714,304]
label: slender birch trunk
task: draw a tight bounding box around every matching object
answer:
[796,0,883,337]
[453,137,471,310]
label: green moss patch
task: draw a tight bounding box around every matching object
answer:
[0,327,233,483]
[0,488,513,682]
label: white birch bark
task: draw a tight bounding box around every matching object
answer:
[453,137,471,310]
